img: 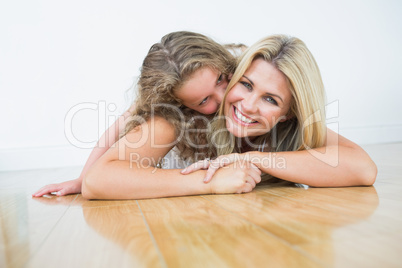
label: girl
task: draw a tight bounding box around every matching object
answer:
[33,31,238,197]
[182,35,377,187]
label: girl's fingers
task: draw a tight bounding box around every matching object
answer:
[57,185,78,196]
[32,187,50,197]
[34,185,51,194]
[56,189,66,196]
[32,190,48,197]
[33,185,61,197]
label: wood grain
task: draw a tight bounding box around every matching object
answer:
[138,196,322,267]
[1,143,402,267]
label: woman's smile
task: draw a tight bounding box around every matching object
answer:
[232,106,258,125]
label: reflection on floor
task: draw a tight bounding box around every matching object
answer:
[1,143,401,267]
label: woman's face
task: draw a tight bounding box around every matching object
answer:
[175,67,228,114]
[224,58,292,138]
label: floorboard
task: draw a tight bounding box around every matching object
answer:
[1,143,401,267]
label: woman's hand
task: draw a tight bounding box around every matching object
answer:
[181,153,248,183]
[209,161,262,194]
[32,178,82,197]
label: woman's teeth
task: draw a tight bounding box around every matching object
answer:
[234,107,256,124]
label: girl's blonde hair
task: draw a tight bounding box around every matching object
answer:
[121,31,236,161]
[211,35,327,156]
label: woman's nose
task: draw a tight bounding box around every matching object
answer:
[241,94,258,114]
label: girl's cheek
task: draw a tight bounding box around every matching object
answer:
[208,103,219,114]
[222,80,229,90]
[227,87,243,102]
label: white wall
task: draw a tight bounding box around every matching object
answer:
[1,0,401,171]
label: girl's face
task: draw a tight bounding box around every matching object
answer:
[175,67,229,114]
[224,58,292,138]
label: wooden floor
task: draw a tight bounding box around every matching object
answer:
[1,143,402,268]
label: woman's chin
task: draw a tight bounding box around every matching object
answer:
[227,125,268,138]
[226,125,247,138]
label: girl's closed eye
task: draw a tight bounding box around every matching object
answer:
[217,74,223,84]
[199,96,209,105]
[217,73,227,85]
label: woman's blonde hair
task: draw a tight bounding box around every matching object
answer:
[211,34,327,156]
[121,31,236,161]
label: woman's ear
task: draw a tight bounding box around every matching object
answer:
[279,114,294,122]
[280,108,296,122]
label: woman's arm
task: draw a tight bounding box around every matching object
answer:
[183,129,377,187]
[32,105,136,197]
[251,129,377,187]
[82,117,261,200]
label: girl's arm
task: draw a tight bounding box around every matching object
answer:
[32,105,136,197]
[82,117,261,200]
[182,129,377,187]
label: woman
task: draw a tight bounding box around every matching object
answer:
[80,35,376,200]
[183,35,377,187]
[33,31,238,197]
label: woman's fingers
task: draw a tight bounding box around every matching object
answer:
[204,154,238,183]
[242,164,262,192]
[183,154,262,192]
[246,175,256,188]
[249,163,262,184]
[241,182,254,193]
[203,160,222,183]
[205,156,260,184]
[181,159,210,174]
[183,154,243,182]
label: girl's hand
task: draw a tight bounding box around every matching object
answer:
[182,153,247,183]
[209,161,261,194]
[32,178,82,197]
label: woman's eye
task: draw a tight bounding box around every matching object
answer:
[265,96,278,105]
[240,81,252,90]
[199,96,209,105]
